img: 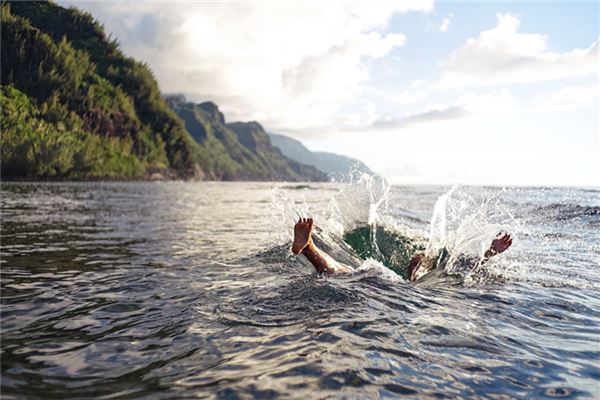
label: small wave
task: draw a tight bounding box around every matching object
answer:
[281,184,312,190]
[517,231,583,240]
[352,258,406,283]
[534,203,600,222]
[217,277,366,327]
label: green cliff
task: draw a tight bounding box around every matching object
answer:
[167,95,327,181]
[1,1,199,179]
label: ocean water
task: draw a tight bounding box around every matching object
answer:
[1,180,599,399]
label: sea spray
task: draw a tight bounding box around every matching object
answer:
[425,185,458,257]
[269,185,311,245]
[364,174,390,261]
[270,178,524,284]
[420,185,526,284]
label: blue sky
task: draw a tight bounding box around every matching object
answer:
[65,1,599,186]
[374,2,598,92]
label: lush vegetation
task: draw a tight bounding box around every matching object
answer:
[1,85,142,178]
[1,1,326,181]
[1,1,197,179]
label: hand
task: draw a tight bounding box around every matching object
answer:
[490,232,512,254]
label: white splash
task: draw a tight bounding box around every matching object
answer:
[426,185,458,256]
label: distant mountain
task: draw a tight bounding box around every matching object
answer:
[268,133,374,180]
[167,95,327,181]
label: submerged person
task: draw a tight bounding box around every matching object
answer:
[291,217,513,281]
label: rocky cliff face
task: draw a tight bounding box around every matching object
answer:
[167,97,328,181]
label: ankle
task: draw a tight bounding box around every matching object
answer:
[301,239,314,255]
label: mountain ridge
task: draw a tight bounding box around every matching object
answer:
[166,95,327,181]
[268,133,374,181]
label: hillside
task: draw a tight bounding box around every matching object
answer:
[167,96,327,181]
[1,1,326,181]
[268,133,374,180]
[1,1,201,179]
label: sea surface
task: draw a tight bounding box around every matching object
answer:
[1,181,599,399]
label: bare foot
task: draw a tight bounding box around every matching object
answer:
[292,217,313,254]
[491,232,513,254]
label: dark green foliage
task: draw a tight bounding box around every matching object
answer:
[1,85,142,178]
[1,1,195,178]
[7,1,203,174]
[343,226,426,278]
[228,121,328,181]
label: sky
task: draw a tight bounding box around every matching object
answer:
[63,0,599,186]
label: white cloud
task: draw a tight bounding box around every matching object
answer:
[438,13,599,88]
[371,105,468,130]
[65,0,432,132]
[458,89,519,117]
[367,88,518,131]
[438,14,453,32]
[363,84,428,106]
[533,83,599,112]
